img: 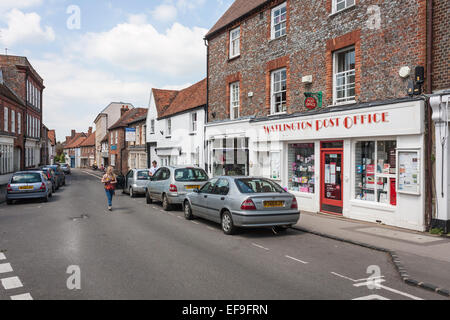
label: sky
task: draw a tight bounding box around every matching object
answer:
[0,0,234,141]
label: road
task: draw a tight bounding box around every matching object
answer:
[0,170,446,300]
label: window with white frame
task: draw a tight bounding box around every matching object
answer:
[271,68,287,114]
[17,113,21,134]
[333,47,356,105]
[166,118,171,137]
[115,131,118,144]
[4,107,8,132]
[229,27,240,59]
[190,112,197,133]
[271,2,287,39]
[333,0,355,13]
[229,82,240,120]
[11,110,15,133]
[136,125,140,145]
[150,119,155,134]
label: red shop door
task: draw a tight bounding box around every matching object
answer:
[321,150,343,215]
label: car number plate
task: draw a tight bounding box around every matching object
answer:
[264,201,284,208]
[19,186,34,190]
[186,185,200,190]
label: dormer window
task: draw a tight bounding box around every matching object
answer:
[229,27,240,59]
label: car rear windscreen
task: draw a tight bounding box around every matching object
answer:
[137,171,151,180]
[11,173,42,184]
[175,168,208,182]
[235,178,285,194]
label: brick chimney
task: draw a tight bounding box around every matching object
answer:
[71,130,75,137]
[120,105,129,116]
[88,127,93,135]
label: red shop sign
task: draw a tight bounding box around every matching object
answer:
[305,97,318,110]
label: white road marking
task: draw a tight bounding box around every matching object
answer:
[177,216,183,219]
[191,221,200,225]
[252,243,270,251]
[0,263,13,274]
[331,272,357,282]
[10,293,33,300]
[207,227,215,231]
[353,280,424,300]
[285,255,309,264]
[81,171,102,180]
[1,276,23,290]
[353,295,390,300]
[0,253,6,260]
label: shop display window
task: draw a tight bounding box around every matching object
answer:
[212,137,249,177]
[288,143,315,193]
[355,140,397,205]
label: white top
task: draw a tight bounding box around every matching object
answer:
[150,166,159,176]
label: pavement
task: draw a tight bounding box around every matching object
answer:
[0,169,446,300]
[293,211,450,296]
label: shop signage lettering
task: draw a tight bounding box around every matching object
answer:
[263,112,389,134]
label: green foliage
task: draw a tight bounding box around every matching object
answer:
[430,228,444,236]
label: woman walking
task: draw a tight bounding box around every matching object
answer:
[102,166,117,211]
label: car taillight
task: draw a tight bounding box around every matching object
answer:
[40,183,46,190]
[291,197,298,209]
[169,184,178,192]
[7,184,12,192]
[241,199,257,210]
[47,173,51,179]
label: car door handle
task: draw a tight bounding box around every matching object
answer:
[204,195,208,198]
[221,197,225,201]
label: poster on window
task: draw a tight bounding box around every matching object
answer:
[270,152,281,180]
[397,150,420,195]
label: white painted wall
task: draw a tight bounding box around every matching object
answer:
[146,92,206,168]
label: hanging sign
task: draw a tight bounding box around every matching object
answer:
[305,97,318,110]
[304,92,323,110]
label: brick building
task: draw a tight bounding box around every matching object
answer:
[126,115,147,170]
[0,71,26,174]
[204,0,440,231]
[0,55,45,169]
[63,130,87,168]
[80,128,96,168]
[108,107,148,175]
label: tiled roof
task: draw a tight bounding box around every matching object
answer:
[109,108,148,130]
[80,131,96,147]
[63,132,86,149]
[48,130,56,145]
[152,79,206,119]
[0,81,26,107]
[152,89,179,117]
[205,0,267,39]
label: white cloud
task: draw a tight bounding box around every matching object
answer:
[0,0,43,12]
[34,56,153,139]
[150,4,178,23]
[0,9,55,46]
[72,21,207,77]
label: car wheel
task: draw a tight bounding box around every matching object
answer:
[63,179,66,186]
[221,211,236,235]
[162,194,171,211]
[129,187,135,198]
[273,225,290,233]
[6,200,13,205]
[42,195,49,203]
[146,191,153,204]
[184,201,194,220]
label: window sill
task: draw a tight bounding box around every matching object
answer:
[328,5,356,18]
[350,199,396,212]
[228,55,240,62]
[330,100,357,107]
[268,112,287,117]
[269,34,287,43]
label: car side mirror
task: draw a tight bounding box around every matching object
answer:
[193,189,199,193]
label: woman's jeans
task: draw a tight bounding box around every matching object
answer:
[105,189,115,206]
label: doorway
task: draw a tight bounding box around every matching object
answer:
[320,141,344,215]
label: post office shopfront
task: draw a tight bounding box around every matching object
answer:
[251,99,426,231]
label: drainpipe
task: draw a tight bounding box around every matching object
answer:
[426,0,433,94]
[204,38,209,173]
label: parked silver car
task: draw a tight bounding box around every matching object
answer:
[6,171,53,204]
[183,177,300,235]
[123,169,152,197]
[146,166,209,210]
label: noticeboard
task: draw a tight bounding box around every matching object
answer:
[397,149,421,195]
[125,127,136,142]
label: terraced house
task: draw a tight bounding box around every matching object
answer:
[204,0,444,231]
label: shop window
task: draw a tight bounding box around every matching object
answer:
[355,140,397,205]
[288,143,315,193]
[212,137,249,177]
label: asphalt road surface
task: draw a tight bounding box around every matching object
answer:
[0,170,446,300]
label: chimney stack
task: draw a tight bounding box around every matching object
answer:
[71,130,76,137]
[88,127,93,135]
[121,105,129,116]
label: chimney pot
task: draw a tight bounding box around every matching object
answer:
[71,130,75,137]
